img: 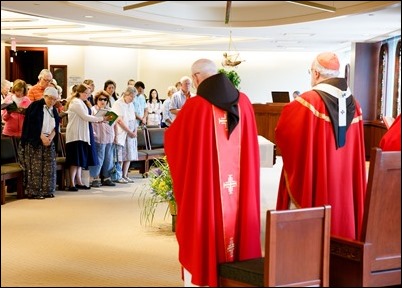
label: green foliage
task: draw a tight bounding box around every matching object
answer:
[137,157,176,227]
[218,68,241,89]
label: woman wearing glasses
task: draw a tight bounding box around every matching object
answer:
[88,91,117,187]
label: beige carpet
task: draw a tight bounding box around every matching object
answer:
[1,160,282,287]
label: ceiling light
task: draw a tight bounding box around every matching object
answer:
[287,1,336,13]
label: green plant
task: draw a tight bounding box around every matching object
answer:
[219,68,241,89]
[138,157,176,226]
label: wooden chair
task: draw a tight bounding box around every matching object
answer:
[219,205,331,287]
[330,147,401,287]
[1,136,24,205]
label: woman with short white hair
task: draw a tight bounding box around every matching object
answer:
[111,86,138,183]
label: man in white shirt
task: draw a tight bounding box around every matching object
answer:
[169,76,193,122]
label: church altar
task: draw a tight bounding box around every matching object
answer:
[258,135,275,167]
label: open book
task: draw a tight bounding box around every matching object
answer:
[1,101,18,111]
[95,109,118,126]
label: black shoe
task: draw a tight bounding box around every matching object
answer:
[76,184,91,190]
[68,186,79,192]
[44,193,55,198]
[102,179,116,186]
[34,195,45,200]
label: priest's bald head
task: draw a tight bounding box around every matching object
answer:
[310,52,341,87]
[191,59,218,89]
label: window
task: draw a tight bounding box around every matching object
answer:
[377,44,388,120]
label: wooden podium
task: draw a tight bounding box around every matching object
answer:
[253,103,286,156]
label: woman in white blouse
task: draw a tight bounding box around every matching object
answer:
[111,86,138,183]
[146,88,162,127]
[65,83,109,191]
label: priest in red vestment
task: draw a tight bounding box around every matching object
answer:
[379,114,401,151]
[165,58,261,287]
[276,52,366,240]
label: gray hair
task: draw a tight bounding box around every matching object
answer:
[312,58,340,78]
[124,85,137,96]
[1,79,11,90]
[38,69,53,80]
[180,76,192,84]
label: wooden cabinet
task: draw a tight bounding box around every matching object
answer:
[252,103,285,155]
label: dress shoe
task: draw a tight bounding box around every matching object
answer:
[102,179,116,186]
[68,186,79,192]
[76,184,91,190]
[91,179,101,188]
[44,193,55,198]
[27,195,45,199]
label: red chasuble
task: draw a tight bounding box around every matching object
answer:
[276,90,366,240]
[165,94,261,287]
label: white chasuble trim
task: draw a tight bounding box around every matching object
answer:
[313,83,351,127]
[213,105,241,262]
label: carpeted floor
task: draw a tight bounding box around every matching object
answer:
[1,159,282,287]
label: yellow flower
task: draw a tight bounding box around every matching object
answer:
[138,156,176,226]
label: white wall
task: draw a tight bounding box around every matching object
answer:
[1,42,350,103]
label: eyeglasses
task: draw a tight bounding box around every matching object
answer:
[308,68,318,75]
[98,98,108,101]
[42,78,52,82]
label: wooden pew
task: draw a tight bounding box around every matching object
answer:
[219,206,331,287]
[330,147,401,287]
[1,136,24,204]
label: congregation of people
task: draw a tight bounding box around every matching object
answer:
[1,53,401,287]
[1,68,187,198]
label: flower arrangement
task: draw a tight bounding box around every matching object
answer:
[138,157,176,227]
[218,68,241,89]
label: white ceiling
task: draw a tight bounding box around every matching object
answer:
[1,1,401,52]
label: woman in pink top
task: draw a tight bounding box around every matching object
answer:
[2,79,31,137]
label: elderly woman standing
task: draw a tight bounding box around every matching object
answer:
[111,86,138,183]
[19,87,60,199]
[65,83,108,191]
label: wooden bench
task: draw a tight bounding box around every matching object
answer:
[219,206,331,287]
[330,147,401,287]
[1,136,24,205]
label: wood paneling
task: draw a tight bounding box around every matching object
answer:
[253,103,285,155]
[363,120,387,160]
